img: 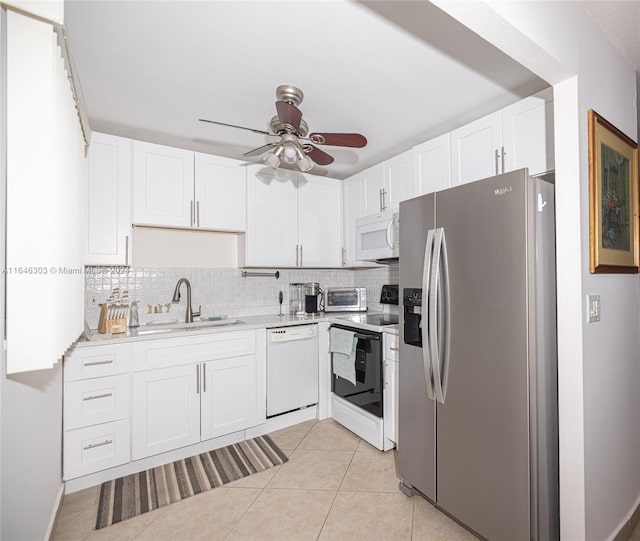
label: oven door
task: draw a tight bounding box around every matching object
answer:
[331,325,383,418]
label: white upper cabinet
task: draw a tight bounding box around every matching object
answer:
[361,163,385,215]
[245,166,298,267]
[133,141,246,231]
[382,149,414,211]
[194,153,246,231]
[297,174,343,268]
[450,111,503,186]
[501,88,554,175]
[413,133,452,196]
[360,153,413,215]
[451,88,554,185]
[245,165,343,268]
[133,141,194,227]
[86,132,132,265]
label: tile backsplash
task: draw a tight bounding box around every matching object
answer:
[85,264,398,328]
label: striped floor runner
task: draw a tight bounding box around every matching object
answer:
[95,435,288,529]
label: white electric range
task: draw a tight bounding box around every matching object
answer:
[328,285,398,450]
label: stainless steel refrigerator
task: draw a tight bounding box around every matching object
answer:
[397,169,559,541]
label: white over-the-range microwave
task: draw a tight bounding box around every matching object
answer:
[355,211,399,261]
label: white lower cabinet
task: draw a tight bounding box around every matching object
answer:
[64,329,262,480]
[201,354,257,440]
[131,330,259,461]
[383,332,399,444]
[131,365,201,460]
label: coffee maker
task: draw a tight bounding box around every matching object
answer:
[304,282,323,314]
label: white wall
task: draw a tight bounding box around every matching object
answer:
[432,2,640,539]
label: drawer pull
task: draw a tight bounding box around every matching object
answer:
[84,359,114,367]
[83,439,113,450]
[82,392,113,401]
[389,347,399,351]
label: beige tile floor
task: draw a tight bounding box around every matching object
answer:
[52,419,478,540]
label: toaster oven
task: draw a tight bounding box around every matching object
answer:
[323,287,367,312]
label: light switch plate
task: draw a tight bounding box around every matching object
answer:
[587,294,601,322]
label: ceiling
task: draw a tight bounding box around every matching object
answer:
[64,1,552,179]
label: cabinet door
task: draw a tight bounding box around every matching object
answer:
[501,88,554,176]
[450,111,502,185]
[383,149,414,211]
[383,360,398,444]
[297,174,342,267]
[194,153,246,231]
[201,354,257,440]
[361,163,385,215]
[413,133,452,196]
[131,365,200,460]
[132,141,194,227]
[245,165,298,267]
[86,133,132,265]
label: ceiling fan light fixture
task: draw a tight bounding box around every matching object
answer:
[297,154,315,172]
[282,143,298,164]
[263,144,283,169]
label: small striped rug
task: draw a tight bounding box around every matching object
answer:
[94,435,288,529]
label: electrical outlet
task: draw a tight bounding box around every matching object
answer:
[587,294,601,323]
[88,295,98,309]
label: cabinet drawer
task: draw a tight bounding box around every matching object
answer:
[132,330,256,372]
[64,419,130,480]
[384,332,398,361]
[65,374,130,430]
[65,343,131,382]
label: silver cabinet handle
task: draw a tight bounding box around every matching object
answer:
[125,235,129,266]
[429,227,450,404]
[190,200,194,226]
[203,363,206,393]
[422,229,435,401]
[381,189,387,211]
[84,359,113,367]
[495,149,500,175]
[196,201,200,227]
[300,245,303,267]
[501,145,506,173]
[296,244,299,267]
[82,392,113,401]
[196,364,200,394]
[83,439,113,450]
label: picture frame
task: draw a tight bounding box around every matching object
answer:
[588,109,639,273]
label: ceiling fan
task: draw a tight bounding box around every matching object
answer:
[199,84,367,172]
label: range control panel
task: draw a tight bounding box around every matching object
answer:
[380,284,399,305]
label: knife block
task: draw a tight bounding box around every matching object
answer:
[97,304,127,334]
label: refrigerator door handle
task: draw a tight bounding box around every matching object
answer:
[422,229,435,401]
[430,227,451,404]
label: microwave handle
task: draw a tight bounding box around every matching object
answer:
[386,221,394,249]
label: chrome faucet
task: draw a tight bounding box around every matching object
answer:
[172,278,201,323]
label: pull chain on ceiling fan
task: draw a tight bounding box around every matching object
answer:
[199,84,367,172]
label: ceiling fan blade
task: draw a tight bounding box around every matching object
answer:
[199,118,272,136]
[275,101,303,131]
[243,143,278,157]
[309,132,367,148]
[305,145,334,166]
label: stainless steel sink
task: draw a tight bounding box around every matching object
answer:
[133,319,244,336]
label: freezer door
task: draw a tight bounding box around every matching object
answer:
[435,170,531,541]
[398,192,436,501]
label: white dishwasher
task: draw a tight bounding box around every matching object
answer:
[267,325,319,417]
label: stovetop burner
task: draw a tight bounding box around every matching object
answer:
[364,314,399,326]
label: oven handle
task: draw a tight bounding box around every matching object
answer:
[354,333,380,341]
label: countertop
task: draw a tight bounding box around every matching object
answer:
[76,312,398,348]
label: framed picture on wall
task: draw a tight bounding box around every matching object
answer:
[588,109,639,273]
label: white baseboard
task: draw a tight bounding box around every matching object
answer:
[609,491,640,541]
[45,483,64,541]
